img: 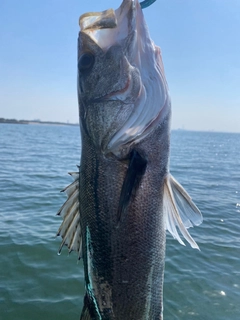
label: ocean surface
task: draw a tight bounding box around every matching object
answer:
[0,123,240,320]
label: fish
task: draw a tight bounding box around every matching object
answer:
[56,0,203,319]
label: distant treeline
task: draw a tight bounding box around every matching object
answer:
[0,118,78,126]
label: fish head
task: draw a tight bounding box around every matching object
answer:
[78,10,137,108]
[78,0,170,156]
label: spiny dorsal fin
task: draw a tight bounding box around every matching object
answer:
[57,170,82,259]
[163,173,203,249]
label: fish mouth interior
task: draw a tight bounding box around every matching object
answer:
[79,9,117,31]
[79,0,138,51]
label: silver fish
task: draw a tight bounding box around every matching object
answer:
[57,0,203,319]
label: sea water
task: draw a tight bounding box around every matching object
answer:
[0,123,240,319]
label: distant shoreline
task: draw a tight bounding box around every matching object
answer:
[0,118,79,127]
[0,118,239,134]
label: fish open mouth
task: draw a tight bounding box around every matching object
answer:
[79,0,139,53]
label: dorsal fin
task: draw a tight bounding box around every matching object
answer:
[57,170,82,259]
[163,174,203,249]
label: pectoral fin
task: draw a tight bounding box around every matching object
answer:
[117,150,147,223]
[163,174,202,249]
[57,170,82,259]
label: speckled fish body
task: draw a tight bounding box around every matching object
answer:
[78,1,170,318]
[57,1,202,319]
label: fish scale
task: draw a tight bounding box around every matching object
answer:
[80,120,169,319]
[57,1,202,319]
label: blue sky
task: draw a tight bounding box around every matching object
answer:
[0,0,239,132]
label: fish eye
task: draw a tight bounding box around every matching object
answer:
[78,52,95,72]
